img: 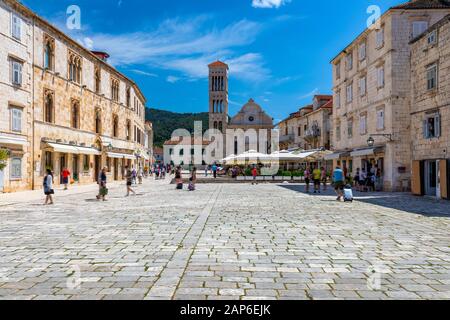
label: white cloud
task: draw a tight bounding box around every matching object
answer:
[83,17,268,82]
[252,0,291,9]
[166,76,181,83]
[299,88,319,100]
[130,69,158,77]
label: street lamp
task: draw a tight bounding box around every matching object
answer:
[367,134,393,147]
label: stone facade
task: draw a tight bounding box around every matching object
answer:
[410,14,450,199]
[0,0,150,192]
[330,1,450,191]
[278,95,332,152]
[0,0,33,192]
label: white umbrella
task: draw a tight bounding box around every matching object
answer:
[234,150,271,163]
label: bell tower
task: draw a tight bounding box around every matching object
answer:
[208,61,229,133]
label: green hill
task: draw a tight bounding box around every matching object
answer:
[146,108,209,147]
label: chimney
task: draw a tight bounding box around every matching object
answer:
[91,51,110,62]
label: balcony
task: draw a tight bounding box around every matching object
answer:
[279,134,295,143]
[304,126,321,140]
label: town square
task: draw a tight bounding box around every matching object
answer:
[1,0,450,304]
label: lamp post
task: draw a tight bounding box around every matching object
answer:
[367,134,393,147]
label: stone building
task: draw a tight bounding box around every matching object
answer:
[208,61,274,158]
[410,14,450,199]
[0,0,149,192]
[0,0,33,192]
[329,0,450,191]
[278,95,332,151]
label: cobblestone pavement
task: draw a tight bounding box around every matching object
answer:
[0,179,449,300]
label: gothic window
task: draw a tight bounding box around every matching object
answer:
[126,87,131,107]
[112,114,119,137]
[111,78,120,102]
[213,121,218,129]
[95,109,102,134]
[126,120,131,141]
[94,67,101,93]
[218,122,223,132]
[44,90,54,123]
[71,100,80,129]
[68,50,82,83]
[43,35,55,71]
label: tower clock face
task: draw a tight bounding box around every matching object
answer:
[248,116,255,122]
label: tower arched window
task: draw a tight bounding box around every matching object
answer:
[95,109,102,134]
[213,121,218,129]
[44,90,54,123]
[71,100,80,129]
[218,121,223,132]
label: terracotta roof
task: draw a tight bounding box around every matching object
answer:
[208,61,229,68]
[314,95,333,101]
[163,137,211,146]
[153,147,163,154]
[391,0,450,10]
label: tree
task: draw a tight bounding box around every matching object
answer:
[0,149,8,171]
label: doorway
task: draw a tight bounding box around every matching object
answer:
[424,160,437,197]
[94,155,101,182]
[72,155,79,182]
[114,158,119,180]
[0,167,4,192]
[59,154,67,184]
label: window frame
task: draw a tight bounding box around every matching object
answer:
[359,76,367,97]
[427,30,437,45]
[412,21,428,39]
[376,108,385,131]
[426,63,438,91]
[11,13,21,41]
[376,27,384,49]
[359,114,367,135]
[10,107,22,133]
[377,66,385,88]
[11,59,23,86]
[10,157,22,179]
[358,41,366,61]
[346,83,353,103]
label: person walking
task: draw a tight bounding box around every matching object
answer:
[312,165,321,194]
[138,167,143,184]
[354,168,361,191]
[175,166,183,189]
[43,169,54,205]
[61,167,71,190]
[359,168,367,192]
[332,166,345,201]
[212,163,218,179]
[97,167,108,201]
[189,167,197,191]
[321,166,327,191]
[251,166,258,185]
[125,166,136,196]
[205,166,208,177]
[131,166,137,185]
[304,167,311,193]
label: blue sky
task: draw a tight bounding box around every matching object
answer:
[22,0,403,121]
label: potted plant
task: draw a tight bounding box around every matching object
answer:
[0,149,8,172]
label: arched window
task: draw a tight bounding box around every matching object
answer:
[68,51,82,83]
[126,120,131,141]
[94,67,101,93]
[43,35,54,70]
[213,121,218,129]
[126,87,131,107]
[44,90,54,123]
[112,114,119,137]
[111,78,119,102]
[71,100,80,129]
[218,121,223,132]
[95,109,102,134]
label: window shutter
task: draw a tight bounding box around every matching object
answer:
[435,114,441,138]
[423,120,428,139]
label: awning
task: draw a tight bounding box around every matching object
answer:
[107,152,135,160]
[350,147,385,157]
[324,152,342,160]
[0,134,27,146]
[76,146,101,155]
[46,142,79,154]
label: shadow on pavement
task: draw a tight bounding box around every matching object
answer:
[278,184,450,218]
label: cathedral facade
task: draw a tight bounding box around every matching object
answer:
[208,61,274,158]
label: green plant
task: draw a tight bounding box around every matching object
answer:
[244,168,252,176]
[0,149,9,171]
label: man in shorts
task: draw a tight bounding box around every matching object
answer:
[312,165,322,194]
[333,166,345,201]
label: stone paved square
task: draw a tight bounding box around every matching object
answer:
[0,180,449,300]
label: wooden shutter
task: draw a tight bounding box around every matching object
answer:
[411,160,424,196]
[435,114,441,138]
